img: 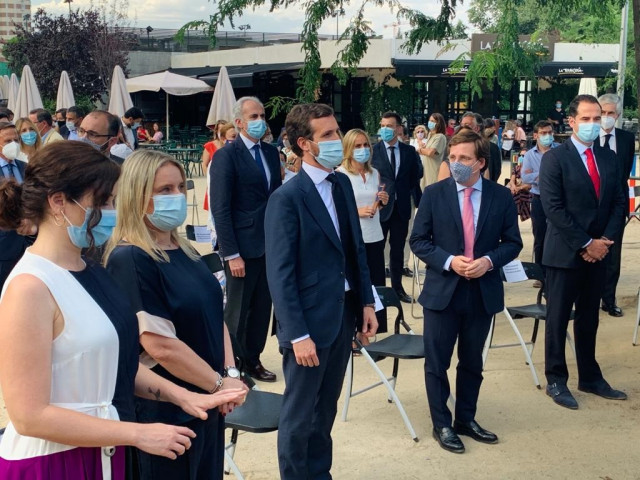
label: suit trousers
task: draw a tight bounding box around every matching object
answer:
[381,204,409,292]
[602,216,625,306]
[364,239,387,333]
[278,293,356,480]
[223,255,272,367]
[544,262,605,385]
[423,279,493,428]
[530,194,547,270]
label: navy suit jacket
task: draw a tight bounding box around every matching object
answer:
[210,137,282,259]
[265,168,375,349]
[0,160,29,263]
[410,177,522,315]
[539,138,626,269]
[371,140,422,222]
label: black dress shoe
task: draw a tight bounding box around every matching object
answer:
[546,383,578,409]
[453,420,499,444]
[578,380,627,400]
[395,289,413,304]
[246,362,277,382]
[385,268,391,278]
[601,303,624,317]
[432,427,465,454]
[402,267,414,278]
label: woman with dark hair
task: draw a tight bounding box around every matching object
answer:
[0,141,245,480]
[416,113,447,188]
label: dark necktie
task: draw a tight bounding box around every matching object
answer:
[585,148,600,199]
[4,163,15,179]
[326,174,355,288]
[603,134,612,151]
[389,147,397,177]
[251,144,268,189]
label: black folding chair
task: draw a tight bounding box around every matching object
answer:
[482,261,576,389]
[341,286,423,442]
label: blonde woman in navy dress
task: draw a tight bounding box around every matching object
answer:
[0,142,246,480]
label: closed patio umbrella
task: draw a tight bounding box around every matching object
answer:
[56,70,76,110]
[108,65,134,118]
[13,65,43,119]
[206,66,236,128]
[7,73,20,112]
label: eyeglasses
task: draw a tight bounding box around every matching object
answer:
[77,127,111,141]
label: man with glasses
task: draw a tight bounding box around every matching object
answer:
[29,109,63,145]
[410,129,522,454]
[77,110,121,164]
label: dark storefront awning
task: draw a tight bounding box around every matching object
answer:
[393,59,618,79]
[169,62,304,88]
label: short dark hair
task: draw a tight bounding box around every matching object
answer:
[473,113,484,127]
[448,129,490,173]
[55,108,68,116]
[123,107,144,120]
[285,103,335,157]
[381,111,402,126]
[533,120,553,133]
[0,112,9,121]
[30,108,53,126]
[568,94,600,118]
[0,107,13,118]
[67,105,85,118]
[0,121,17,133]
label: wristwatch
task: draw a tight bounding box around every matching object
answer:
[365,303,376,309]
[224,366,241,379]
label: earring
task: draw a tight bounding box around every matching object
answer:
[53,212,64,227]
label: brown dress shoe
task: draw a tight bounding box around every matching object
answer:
[246,362,277,382]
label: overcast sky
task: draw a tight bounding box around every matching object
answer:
[31,0,471,36]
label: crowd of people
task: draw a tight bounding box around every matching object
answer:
[0,90,636,479]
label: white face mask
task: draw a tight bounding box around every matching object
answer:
[600,116,616,130]
[2,141,20,161]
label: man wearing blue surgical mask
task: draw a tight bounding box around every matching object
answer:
[371,111,422,303]
[120,107,144,151]
[210,96,282,383]
[540,94,627,410]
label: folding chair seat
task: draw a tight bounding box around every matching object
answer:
[483,261,576,389]
[342,286,422,442]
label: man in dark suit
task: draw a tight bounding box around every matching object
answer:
[598,93,637,317]
[540,94,627,410]
[0,122,31,289]
[265,103,377,479]
[211,96,282,382]
[372,111,422,303]
[410,129,522,454]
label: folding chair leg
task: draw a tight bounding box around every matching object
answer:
[633,289,640,346]
[482,315,496,367]
[503,308,541,389]
[410,256,423,319]
[341,352,354,422]
[359,348,418,442]
[224,450,244,479]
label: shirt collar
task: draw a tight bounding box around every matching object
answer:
[0,156,12,167]
[456,174,483,193]
[240,132,260,151]
[383,140,399,150]
[600,128,616,139]
[302,161,333,186]
[570,135,592,157]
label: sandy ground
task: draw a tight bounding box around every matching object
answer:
[3,162,640,479]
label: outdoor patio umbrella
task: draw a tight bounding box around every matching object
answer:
[0,75,8,100]
[108,65,133,118]
[126,70,212,140]
[56,70,75,110]
[206,66,236,127]
[13,65,43,119]
[7,73,20,112]
[578,78,598,97]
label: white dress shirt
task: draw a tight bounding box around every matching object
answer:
[599,128,617,153]
[383,140,400,177]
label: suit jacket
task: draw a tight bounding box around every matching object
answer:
[371,140,422,222]
[265,168,375,349]
[42,129,63,145]
[539,138,626,269]
[609,128,636,214]
[0,160,29,262]
[488,142,502,182]
[210,137,282,259]
[409,177,522,315]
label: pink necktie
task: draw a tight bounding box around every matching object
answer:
[462,187,475,259]
[584,148,600,199]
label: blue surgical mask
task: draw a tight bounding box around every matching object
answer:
[538,134,554,147]
[427,121,436,131]
[66,121,77,132]
[449,160,479,184]
[555,103,562,109]
[78,135,110,152]
[132,122,141,129]
[311,139,344,169]
[246,119,267,140]
[575,122,600,143]
[146,194,187,231]
[21,131,37,146]
[378,127,395,143]
[64,202,116,249]
[353,147,370,164]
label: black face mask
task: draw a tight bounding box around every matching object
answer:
[57,120,65,129]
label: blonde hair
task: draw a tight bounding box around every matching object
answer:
[15,117,43,151]
[413,124,427,137]
[104,149,198,264]
[340,128,372,174]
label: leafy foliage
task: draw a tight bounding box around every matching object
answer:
[2,7,135,103]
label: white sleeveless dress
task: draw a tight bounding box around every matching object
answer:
[0,250,122,480]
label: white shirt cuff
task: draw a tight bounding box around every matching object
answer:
[444,255,454,271]
[291,334,310,344]
[483,255,494,270]
[224,253,240,261]
[582,239,592,249]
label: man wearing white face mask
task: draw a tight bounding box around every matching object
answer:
[540,94,627,410]
[597,93,636,317]
[0,122,30,288]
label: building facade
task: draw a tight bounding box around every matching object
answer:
[0,0,30,64]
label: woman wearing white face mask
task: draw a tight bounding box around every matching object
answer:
[15,117,42,162]
[338,129,390,343]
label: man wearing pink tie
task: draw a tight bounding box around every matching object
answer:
[410,129,522,454]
